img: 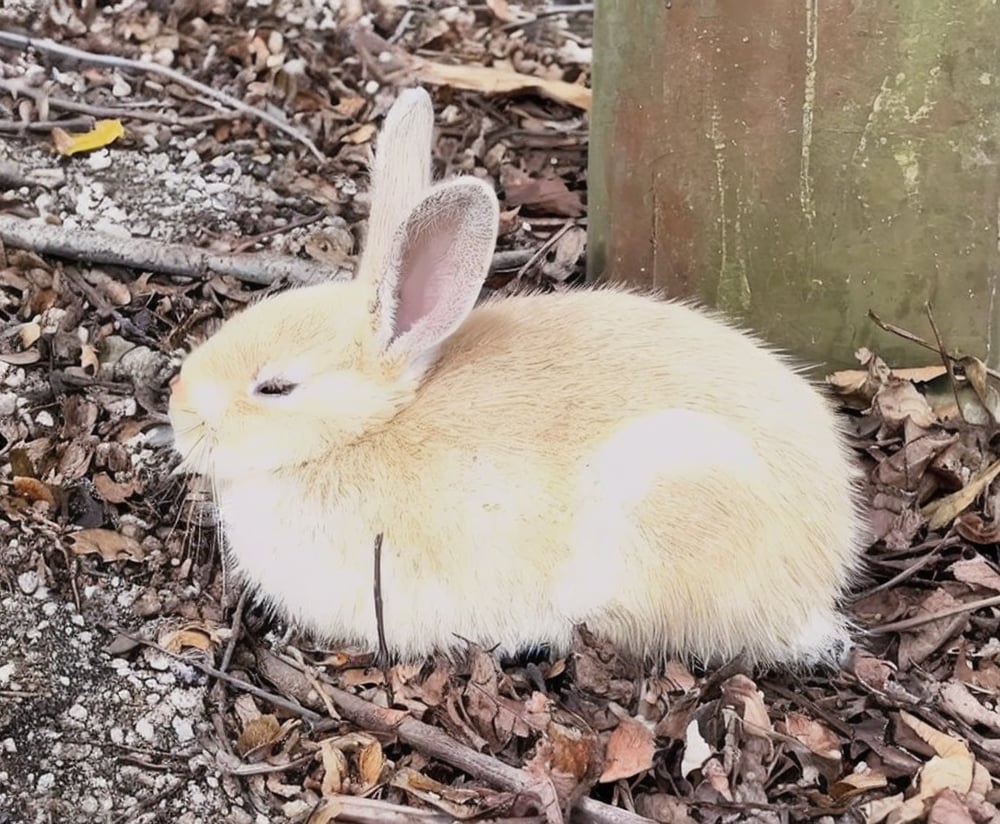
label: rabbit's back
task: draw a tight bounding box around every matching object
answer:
[370,286,864,665]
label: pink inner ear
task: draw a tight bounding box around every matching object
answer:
[392,231,453,337]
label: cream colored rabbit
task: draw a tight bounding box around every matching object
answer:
[169,88,866,669]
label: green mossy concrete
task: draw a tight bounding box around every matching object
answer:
[589,1,1000,369]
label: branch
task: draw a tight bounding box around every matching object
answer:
[0,214,535,285]
[0,214,348,285]
[312,682,655,824]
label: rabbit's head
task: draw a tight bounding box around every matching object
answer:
[169,89,500,482]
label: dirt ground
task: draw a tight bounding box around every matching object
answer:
[2,2,1000,824]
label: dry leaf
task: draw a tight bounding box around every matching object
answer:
[236,714,281,757]
[415,59,591,111]
[598,716,655,783]
[897,587,968,668]
[341,123,377,145]
[0,349,41,365]
[899,710,974,799]
[19,322,41,347]
[958,355,1000,423]
[93,472,140,503]
[829,771,889,801]
[701,757,733,801]
[949,555,1000,593]
[926,788,977,824]
[357,738,386,791]
[922,457,1000,530]
[938,680,1000,734]
[501,166,584,217]
[721,674,771,735]
[160,627,215,653]
[781,712,842,761]
[876,380,937,429]
[12,476,55,508]
[66,528,145,562]
[851,653,895,691]
[391,767,491,818]
[320,739,349,796]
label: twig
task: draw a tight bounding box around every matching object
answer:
[0,214,531,285]
[0,31,324,161]
[0,77,239,127]
[925,302,967,424]
[222,753,315,777]
[0,115,94,133]
[0,214,349,285]
[109,778,186,824]
[310,683,654,824]
[869,594,1000,635]
[849,533,961,600]
[516,220,576,279]
[868,309,1000,381]
[111,628,325,724]
[372,532,389,666]
[501,3,595,32]
[312,794,489,824]
[220,586,249,673]
[490,249,535,271]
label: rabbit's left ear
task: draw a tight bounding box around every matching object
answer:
[357,87,436,287]
[372,177,499,373]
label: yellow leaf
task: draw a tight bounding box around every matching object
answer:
[52,119,125,156]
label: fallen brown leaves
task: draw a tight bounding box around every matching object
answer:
[4,2,1000,823]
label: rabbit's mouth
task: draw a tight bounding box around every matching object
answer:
[166,406,215,478]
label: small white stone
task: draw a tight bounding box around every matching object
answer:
[68,703,88,722]
[36,772,56,792]
[172,716,194,742]
[135,718,156,742]
[17,571,38,594]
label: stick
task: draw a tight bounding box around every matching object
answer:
[372,533,389,666]
[310,683,655,824]
[869,593,1000,634]
[924,302,966,423]
[0,214,348,285]
[0,31,324,161]
[0,214,533,286]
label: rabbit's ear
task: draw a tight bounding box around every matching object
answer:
[374,178,499,370]
[356,88,435,286]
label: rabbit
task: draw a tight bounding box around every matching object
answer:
[168,87,867,670]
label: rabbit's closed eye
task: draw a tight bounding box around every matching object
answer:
[254,378,298,397]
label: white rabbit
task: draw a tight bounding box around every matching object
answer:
[168,88,867,669]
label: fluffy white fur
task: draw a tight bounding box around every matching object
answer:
[168,88,867,669]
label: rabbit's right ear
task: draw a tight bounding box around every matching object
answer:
[356,88,435,286]
[372,178,499,376]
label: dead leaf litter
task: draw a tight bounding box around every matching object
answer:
[2,3,1000,824]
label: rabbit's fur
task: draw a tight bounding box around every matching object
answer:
[169,88,867,669]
